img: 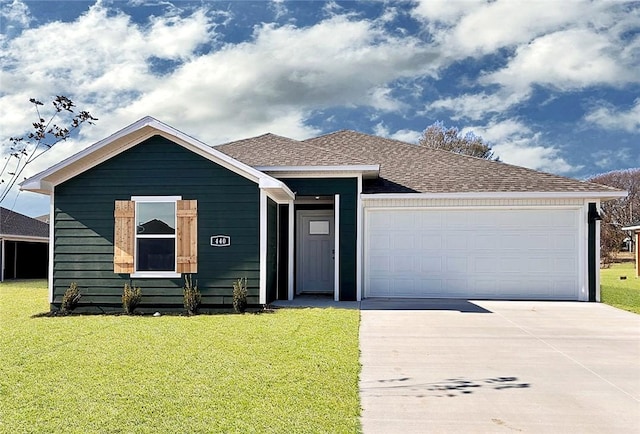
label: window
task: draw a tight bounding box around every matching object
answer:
[114,197,197,277]
[136,200,177,274]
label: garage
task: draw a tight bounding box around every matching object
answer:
[365,207,582,300]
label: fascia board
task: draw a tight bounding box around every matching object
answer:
[0,235,49,242]
[361,191,629,201]
[20,117,291,200]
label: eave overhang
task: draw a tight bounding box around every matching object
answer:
[361,191,628,201]
[20,117,294,202]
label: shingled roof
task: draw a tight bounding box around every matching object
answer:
[0,207,49,238]
[217,130,624,195]
[216,133,370,166]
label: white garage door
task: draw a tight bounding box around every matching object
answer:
[365,208,581,300]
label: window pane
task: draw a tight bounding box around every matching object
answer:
[137,202,175,235]
[137,238,175,271]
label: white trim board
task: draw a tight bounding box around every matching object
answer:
[20,117,294,202]
[362,191,627,201]
[334,194,340,302]
[259,190,268,305]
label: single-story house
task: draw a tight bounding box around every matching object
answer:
[0,207,49,281]
[621,223,640,277]
[21,117,626,311]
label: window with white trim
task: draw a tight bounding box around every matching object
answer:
[114,196,197,278]
[135,199,177,273]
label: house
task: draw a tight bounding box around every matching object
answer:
[0,207,49,281]
[621,223,640,277]
[21,117,626,311]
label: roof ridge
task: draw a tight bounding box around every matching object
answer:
[302,130,379,164]
[216,132,303,147]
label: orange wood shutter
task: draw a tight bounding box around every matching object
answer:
[177,200,198,273]
[114,200,135,273]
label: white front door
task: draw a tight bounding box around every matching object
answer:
[297,210,335,294]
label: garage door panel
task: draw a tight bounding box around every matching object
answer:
[393,256,417,272]
[369,254,390,273]
[366,208,580,300]
[370,233,390,250]
[420,233,442,249]
[445,256,468,272]
[420,256,443,272]
[445,212,469,227]
[392,234,416,250]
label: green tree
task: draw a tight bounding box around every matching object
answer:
[419,121,498,160]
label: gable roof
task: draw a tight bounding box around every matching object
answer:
[0,207,49,239]
[21,117,294,203]
[219,129,626,199]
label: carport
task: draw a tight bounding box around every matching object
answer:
[0,207,49,281]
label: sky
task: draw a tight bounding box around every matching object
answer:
[1,0,639,217]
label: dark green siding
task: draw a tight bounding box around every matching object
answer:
[53,135,261,311]
[283,178,358,301]
[266,198,278,303]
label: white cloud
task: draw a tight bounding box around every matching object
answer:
[585,99,640,133]
[482,29,634,92]
[468,119,579,174]
[1,2,444,212]
[0,0,32,33]
[417,0,639,121]
[411,0,484,25]
[493,140,577,174]
[426,90,530,121]
[373,122,421,143]
[592,148,634,170]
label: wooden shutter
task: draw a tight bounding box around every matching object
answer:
[177,200,198,273]
[114,200,135,273]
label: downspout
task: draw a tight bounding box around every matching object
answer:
[587,203,601,302]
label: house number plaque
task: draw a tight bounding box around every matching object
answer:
[210,235,231,247]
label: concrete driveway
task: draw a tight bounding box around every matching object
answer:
[359,299,640,433]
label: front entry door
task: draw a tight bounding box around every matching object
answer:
[296,210,334,294]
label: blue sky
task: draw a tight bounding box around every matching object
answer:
[1,0,639,216]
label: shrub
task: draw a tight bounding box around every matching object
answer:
[122,282,141,315]
[183,274,201,315]
[232,277,248,313]
[60,282,81,313]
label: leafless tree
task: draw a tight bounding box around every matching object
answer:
[419,121,499,160]
[2,96,97,203]
[589,168,640,264]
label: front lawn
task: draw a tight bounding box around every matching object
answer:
[0,281,361,433]
[601,262,640,314]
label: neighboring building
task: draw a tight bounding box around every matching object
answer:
[621,223,640,277]
[0,207,49,281]
[21,117,626,311]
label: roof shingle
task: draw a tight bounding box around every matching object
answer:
[0,207,49,238]
[217,130,624,195]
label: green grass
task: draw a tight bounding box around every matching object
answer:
[601,262,640,314]
[0,281,361,433]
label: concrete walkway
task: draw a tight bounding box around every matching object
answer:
[359,299,640,433]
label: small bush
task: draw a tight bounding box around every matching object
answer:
[60,282,81,313]
[232,277,248,314]
[183,274,201,315]
[122,282,141,315]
